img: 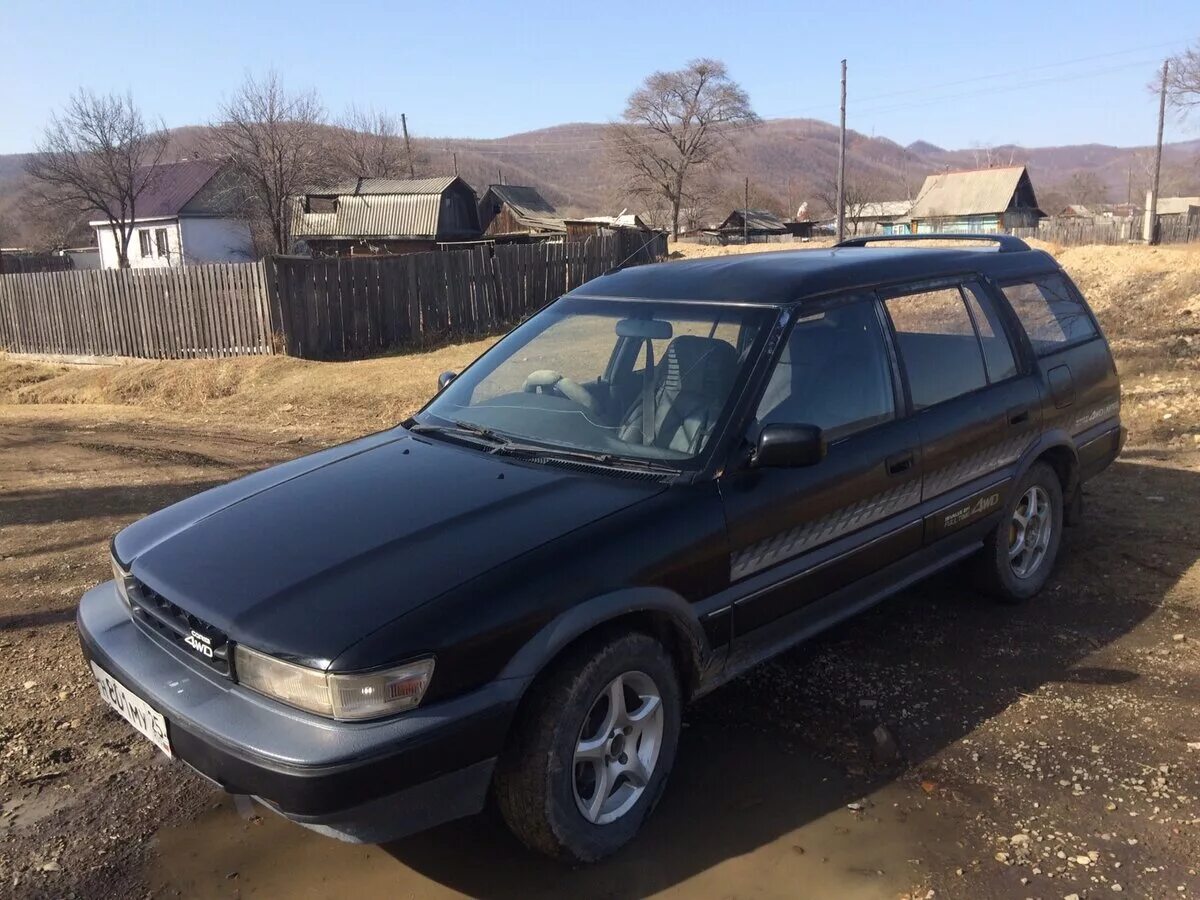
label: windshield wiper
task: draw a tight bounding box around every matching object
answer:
[494,441,680,473]
[407,420,506,446]
[409,420,680,474]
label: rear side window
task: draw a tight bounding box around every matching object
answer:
[1000,274,1098,355]
[884,287,987,409]
[962,283,1018,382]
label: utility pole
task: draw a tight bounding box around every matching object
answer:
[1146,59,1169,244]
[400,113,416,179]
[836,59,847,243]
[744,176,749,244]
[452,152,458,176]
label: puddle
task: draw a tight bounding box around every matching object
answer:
[148,732,962,898]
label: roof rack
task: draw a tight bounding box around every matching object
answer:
[834,233,1031,253]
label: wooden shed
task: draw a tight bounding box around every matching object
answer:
[478,184,565,242]
[290,176,481,257]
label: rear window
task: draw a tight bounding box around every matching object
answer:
[1000,274,1097,355]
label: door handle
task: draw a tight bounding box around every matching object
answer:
[886,451,914,476]
[1007,406,1030,426]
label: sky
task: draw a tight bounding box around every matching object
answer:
[2,1,1199,155]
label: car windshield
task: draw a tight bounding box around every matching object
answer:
[419,297,773,467]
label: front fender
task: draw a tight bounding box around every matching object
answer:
[497,586,711,685]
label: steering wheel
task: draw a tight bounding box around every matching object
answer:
[522,370,599,414]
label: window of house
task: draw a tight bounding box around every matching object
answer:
[961,283,1018,382]
[155,228,169,258]
[138,230,152,258]
[305,195,338,214]
[884,286,988,410]
[1000,274,1098,355]
[755,299,895,441]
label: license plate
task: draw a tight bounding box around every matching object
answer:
[90,662,172,757]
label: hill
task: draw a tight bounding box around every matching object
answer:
[2,118,1199,245]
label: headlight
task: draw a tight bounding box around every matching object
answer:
[233,644,434,721]
[110,551,137,609]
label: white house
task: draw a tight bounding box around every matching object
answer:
[90,160,254,269]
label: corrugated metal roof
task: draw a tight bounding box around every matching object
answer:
[849,200,911,220]
[1155,196,1200,216]
[722,209,788,231]
[310,176,459,196]
[291,193,443,239]
[291,176,477,239]
[908,166,1030,219]
[483,184,565,233]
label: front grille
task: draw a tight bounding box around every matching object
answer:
[128,580,231,676]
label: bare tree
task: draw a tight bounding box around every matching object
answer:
[1166,41,1200,115]
[21,191,94,251]
[1066,171,1108,208]
[608,59,758,238]
[333,106,426,179]
[25,90,168,268]
[201,72,330,255]
[814,168,898,235]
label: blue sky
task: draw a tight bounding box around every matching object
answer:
[2,1,1198,154]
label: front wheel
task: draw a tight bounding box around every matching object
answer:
[975,461,1064,603]
[494,632,681,862]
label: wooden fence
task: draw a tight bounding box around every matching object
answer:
[1010,214,1200,247]
[0,232,666,361]
[0,263,274,358]
[266,233,661,359]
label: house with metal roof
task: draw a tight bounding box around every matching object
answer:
[717,208,789,237]
[906,166,1043,234]
[845,200,913,235]
[290,176,481,257]
[88,160,254,269]
[478,184,565,241]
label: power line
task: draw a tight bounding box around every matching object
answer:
[429,40,1189,156]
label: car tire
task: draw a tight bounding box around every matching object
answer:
[494,630,681,862]
[975,461,1064,604]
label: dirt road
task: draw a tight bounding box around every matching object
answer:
[1,403,1198,899]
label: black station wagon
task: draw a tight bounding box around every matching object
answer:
[78,234,1123,861]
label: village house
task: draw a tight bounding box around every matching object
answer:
[715,208,789,240]
[847,200,913,235]
[477,184,565,242]
[290,176,481,257]
[905,165,1044,233]
[562,212,655,242]
[90,160,254,269]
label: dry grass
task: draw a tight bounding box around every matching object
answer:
[3,240,1200,446]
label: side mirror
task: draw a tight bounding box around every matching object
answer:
[437,371,457,391]
[753,423,826,468]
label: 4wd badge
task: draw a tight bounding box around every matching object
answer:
[183,630,214,658]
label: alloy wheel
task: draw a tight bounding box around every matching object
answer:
[1008,485,1053,579]
[572,670,665,825]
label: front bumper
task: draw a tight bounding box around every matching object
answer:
[77,582,524,842]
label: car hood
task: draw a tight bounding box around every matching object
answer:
[114,429,663,665]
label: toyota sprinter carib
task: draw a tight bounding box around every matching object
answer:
[79,234,1123,861]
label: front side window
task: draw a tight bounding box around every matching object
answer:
[755,299,895,441]
[1000,274,1098,355]
[155,228,169,258]
[884,286,987,409]
[138,230,152,258]
[421,298,771,465]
